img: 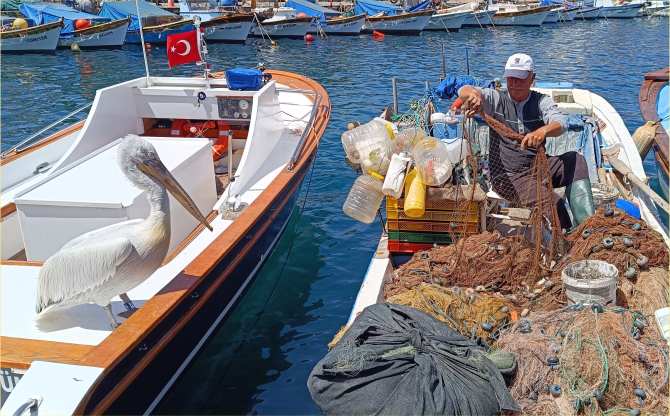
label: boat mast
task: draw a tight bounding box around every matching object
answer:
[194,16,211,89]
[135,0,153,87]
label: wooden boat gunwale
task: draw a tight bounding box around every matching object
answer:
[0,20,63,39]
[324,12,367,25]
[138,18,195,34]
[260,15,315,26]
[492,4,554,18]
[69,17,131,37]
[366,9,433,22]
[639,67,669,181]
[200,13,255,27]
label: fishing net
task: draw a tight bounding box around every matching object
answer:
[497,308,669,415]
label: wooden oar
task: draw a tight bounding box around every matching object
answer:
[606,155,669,215]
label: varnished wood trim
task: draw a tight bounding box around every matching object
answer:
[1,337,94,370]
[0,20,62,39]
[326,13,367,25]
[71,17,130,37]
[493,5,553,18]
[76,71,330,415]
[200,13,255,27]
[639,73,669,165]
[0,260,44,267]
[1,120,85,166]
[644,67,669,81]
[161,210,218,266]
[140,18,194,34]
[368,10,433,22]
[1,203,17,218]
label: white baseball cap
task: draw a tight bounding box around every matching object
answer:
[504,54,535,79]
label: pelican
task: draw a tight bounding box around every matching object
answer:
[35,135,213,329]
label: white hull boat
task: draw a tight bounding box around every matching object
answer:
[56,18,130,49]
[251,7,314,39]
[578,6,603,19]
[361,10,433,35]
[543,9,560,22]
[424,10,470,31]
[599,2,645,18]
[0,21,62,52]
[462,9,497,26]
[309,14,366,35]
[201,16,255,43]
[559,8,579,21]
[491,7,553,26]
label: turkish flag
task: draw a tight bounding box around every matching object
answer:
[166,30,202,68]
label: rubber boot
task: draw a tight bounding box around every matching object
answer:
[566,179,595,226]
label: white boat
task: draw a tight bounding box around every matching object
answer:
[251,7,315,39]
[424,10,471,32]
[56,18,131,49]
[558,7,580,20]
[632,0,670,16]
[577,5,604,18]
[0,69,331,414]
[488,3,554,26]
[361,10,433,35]
[309,14,367,36]
[179,0,254,43]
[446,2,497,27]
[0,20,63,53]
[597,1,645,17]
[543,7,561,22]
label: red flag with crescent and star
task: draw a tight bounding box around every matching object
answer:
[166,30,201,68]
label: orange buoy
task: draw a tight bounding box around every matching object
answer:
[305,34,315,42]
[75,19,90,30]
[373,30,385,39]
[297,12,308,17]
[145,42,151,50]
[168,0,175,6]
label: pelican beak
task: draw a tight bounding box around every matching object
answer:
[138,155,213,232]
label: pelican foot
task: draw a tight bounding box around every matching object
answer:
[103,304,120,329]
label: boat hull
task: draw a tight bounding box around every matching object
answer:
[251,19,313,39]
[654,149,670,200]
[543,11,560,23]
[0,24,61,53]
[424,11,469,31]
[93,155,312,415]
[57,21,129,49]
[126,24,196,44]
[492,9,551,26]
[578,6,603,19]
[203,21,254,43]
[308,14,366,35]
[600,3,645,18]
[361,11,432,35]
[559,9,579,21]
[462,10,496,26]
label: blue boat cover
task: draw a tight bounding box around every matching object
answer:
[284,0,339,22]
[354,0,403,16]
[19,2,110,34]
[434,75,495,100]
[539,0,577,9]
[408,1,431,12]
[220,0,238,5]
[225,68,262,91]
[657,82,669,133]
[99,1,177,31]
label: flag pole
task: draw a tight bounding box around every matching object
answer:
[135,0,152,87]
[193,16,211,90]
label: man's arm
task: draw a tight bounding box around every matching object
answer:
[521,95,568,151]
[458,86,498,117]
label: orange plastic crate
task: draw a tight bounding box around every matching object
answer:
[387,219,479,234]
[386,196,478,213]
[386,207,479,223]
[387,240,446,253]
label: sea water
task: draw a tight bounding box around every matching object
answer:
[1,18,668,415]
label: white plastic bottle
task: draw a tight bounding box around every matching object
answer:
[341,120,394,164]
[383,153,411,198]
[413,137,453,186]
[343,171,385,224]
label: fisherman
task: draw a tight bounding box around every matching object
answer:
[457,53,595,230]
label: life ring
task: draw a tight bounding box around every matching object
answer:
[171,119,231,160]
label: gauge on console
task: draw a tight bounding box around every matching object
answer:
[239,99,249,110]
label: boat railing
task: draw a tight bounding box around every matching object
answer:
[280,88,323,172]
[1,102,92,159]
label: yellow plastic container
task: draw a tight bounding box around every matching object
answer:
[404,168,425,218]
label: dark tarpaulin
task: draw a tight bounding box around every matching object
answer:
[19,2,110,35]
[408,0,432,12]
[308,303,522,415]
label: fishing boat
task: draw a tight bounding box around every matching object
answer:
[99,0,195,44]
[632,0,670,16]
[446,3,498,27]
[596,0,645,18]
[542,7,562,22]
[284,0,366,36]
[639,67,669,200]
[558,7,580,20]
[576,5,603,18]
[357,0,432,35]
[178,0,254,43]
[0,18,62,52]
[424,9,471,32]
[19,2,129,49]
[0,68,330,414]
[251,7,314,39]
[487,2,554,26]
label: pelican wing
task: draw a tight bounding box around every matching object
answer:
[36,236,134,313]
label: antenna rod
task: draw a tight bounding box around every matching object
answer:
[135,0,152,86]
[194,17,211,89]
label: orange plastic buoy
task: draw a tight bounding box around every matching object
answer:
[297,12,308,17]
[145,42,151,50]
[305,34,315,42]
[75,19,90,30]
[167,0,175,6]
[373,30,385,39]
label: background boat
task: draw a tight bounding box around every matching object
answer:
[251,7,314,39]
[596,0,645,17]
[285,0,365,35]
[179,0,254,43]
[357,0,432,35]
[639,67,669,200]
[424,9,471,32]
[0,18,62,52]
[488,3,554,26]
[19,2,129,49]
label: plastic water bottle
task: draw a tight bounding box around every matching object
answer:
[341,120,394,164]
[343,171,385,224]
[412,137,453,186]
[390,127,426,157]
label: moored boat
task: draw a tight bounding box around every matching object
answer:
[0,68,330,414]
[576,5,603,18]
[424,9,471,32]
[0,19,62,53]
[488,3,554,26]
[284,0,366,35]
[99,0,195,44]
[597,0,645,18]
[19,2,129,49]
[251,7,314,39]
[357,0,432,35]
[543,7,562,22]
[179,0,254,43]
[639,67,669,200]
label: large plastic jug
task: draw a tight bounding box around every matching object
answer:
[413,137,452,186]
[343,171,385,224]
[391,127,426,157]
[361,155,391,176]
[341,120,394,164]
[404,168,425,218]
[443,138,470,164]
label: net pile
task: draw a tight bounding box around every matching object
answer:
[497,308,669,416]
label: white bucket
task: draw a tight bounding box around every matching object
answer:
[561,260,618,306]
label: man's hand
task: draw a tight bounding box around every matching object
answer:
[520,129,546,151]
[462,89,483,118]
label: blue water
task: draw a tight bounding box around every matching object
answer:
[1,18,668,414]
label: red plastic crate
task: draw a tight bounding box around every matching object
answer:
[387,219,479,234]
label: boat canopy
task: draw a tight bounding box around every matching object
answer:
[539,0,578,9]
[0,0,38,11]
[99,1,181,31]
[408,1,432,12]
[19,2,110,34]
[284,0,339,22]
[221,0,238,5]
[354,0,403,16]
